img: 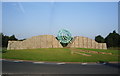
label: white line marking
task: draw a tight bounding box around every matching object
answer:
[81,63,104,65]
[81,63,87,65]
[13,61,21,63]
[45,63,57,65]
[57,63,65,65]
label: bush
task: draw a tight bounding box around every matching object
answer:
[1,48,7,53]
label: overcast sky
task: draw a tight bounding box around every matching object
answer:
[2,2,118,39]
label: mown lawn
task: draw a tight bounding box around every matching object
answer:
[2,48,119,62]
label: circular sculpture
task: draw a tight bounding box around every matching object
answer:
[57,29,72,43]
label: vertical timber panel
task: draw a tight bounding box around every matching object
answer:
[78,36,83,48]
[95,42,99,49]
[40,35,46,48]
[91,40,96,49]
[70,37,75,48]
[83,37,87,48]
[74,36,79,48]
[7,41,12,50]
[47,35,52,48]
[98,43,103,49]
[52,36,58,48]
[38,36,41,48]
[102,43,107,49]
[87,38,92,49]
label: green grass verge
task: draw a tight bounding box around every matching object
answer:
[2,48,119,62]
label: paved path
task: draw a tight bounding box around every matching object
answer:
[2,60,119,75]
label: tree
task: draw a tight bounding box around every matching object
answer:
[9,35,18,41]
[105,30,120,48]
[2,34,18,48]
[0,33,3,47]
[18,38,26,41]
[95,35,105,43]
[2,34,9,47]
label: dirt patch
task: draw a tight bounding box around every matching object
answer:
[70,48,112,56]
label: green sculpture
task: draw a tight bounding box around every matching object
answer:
[57,29,72,43]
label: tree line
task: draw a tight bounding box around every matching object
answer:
[0,33,18,48]
[95,30,120,48]
[0,30,120,48]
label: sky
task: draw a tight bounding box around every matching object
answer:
[2,2,118,39]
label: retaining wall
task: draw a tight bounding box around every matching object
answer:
[7,35,107,50]
[7,35,63,50]
[67,36,107,49]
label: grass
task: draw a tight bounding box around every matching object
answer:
[2,48,119,62]
[108,47,120,50]
[77,48,119,54]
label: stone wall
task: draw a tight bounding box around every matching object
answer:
[67,36,107,49]
[7,35,63,50]
[7,35,107,50]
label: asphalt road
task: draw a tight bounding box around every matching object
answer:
[2,60,120,75]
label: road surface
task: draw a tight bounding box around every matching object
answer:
[2,60,119,76]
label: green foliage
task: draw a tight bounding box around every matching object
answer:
[9,35,18,41]
[18,38,26,41]
[105,30,120,48]
[2,49,7,53]
[0,47,7,53]
[0,33,2,48]
[1,33,18,48]
[95,30,120,48]
[95,35,105,43]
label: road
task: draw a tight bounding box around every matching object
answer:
[2,60,120,75]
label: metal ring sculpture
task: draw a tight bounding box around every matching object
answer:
[57,29,72,43]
